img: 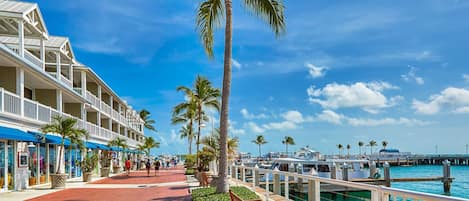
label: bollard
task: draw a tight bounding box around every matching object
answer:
[369,161,377,178]
[342,163,349,181]
[383,162,391,187]
[285,173,289,200]
[331,163,337,179]
[443,160,451,193]
[265,172,270,200]
[240,164,246,182]
[273,167,281,195]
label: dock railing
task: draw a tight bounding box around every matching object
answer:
[229,164,468,201]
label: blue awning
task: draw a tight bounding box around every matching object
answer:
[44,134,71,146]
[86,141,110,150]
[0,126,40,142]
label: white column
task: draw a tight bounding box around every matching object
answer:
[81,103,87,128]
[97,86,102,102]
[81,71,87,96]
[36,143,40,184]
[40,38,45,70]
[16,68,24,116]
[109,96,113,130]
[55,52,61,80]
[69,63,73,86]
[45,144,49,183]
[3,142,7,191]
[56,90,62,113]
[17,20,24,57]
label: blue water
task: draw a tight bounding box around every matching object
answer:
[390,165,469,199]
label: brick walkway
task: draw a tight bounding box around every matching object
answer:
[27,166,191,201]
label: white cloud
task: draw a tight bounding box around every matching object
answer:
[306,63,327,78]
[307,81,399,113]
[412,87,469,115]
[240,108,268,119]
[232,59,242,69]
[401,66,424,85]
[463,74,469,83]
[314,110,431,127]
[229,121,246,135]
[263,121,298,130]
[170,129,184,144]
[316,110,344,125]
[245,122,266,133]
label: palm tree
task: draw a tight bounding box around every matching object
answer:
[108,137,128,166]
[137,144,148,156]
[200,128,239,163]
[143,136,160,157]
[196,0,286,193]
[382,140,388,150]
[179,124,195,154]
[176,76,220,168]
[369,140,377,155]
[282,136,295,155]
[172,99,197,155]
[358,141,364,155]
[346,144,351,159]
[139,109,156,131]
[252,135,268,158]
[337,144,344,158]
[41,116,88,174]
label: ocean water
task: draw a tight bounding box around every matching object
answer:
[390,165,469,199]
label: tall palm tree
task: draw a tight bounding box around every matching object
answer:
[139,109,156,131]
[346,144,351,159]
[252,135,268,158]
[179,124,195,154]
[108,137,128,166]
[369,140,377,155]
[137,144,148,156]
[382,140,388,150]
[200,128,239,163]
[176,76,220,168]
[337,144,344,158]
[196,0,286,193]
[282,136,295,155]
[172,99,197,155]
[143,137,160,157]
[41,116,88,174]
[358,141,364,155]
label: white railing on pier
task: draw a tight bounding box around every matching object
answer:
[3,90,20,115]
[86,91,100,108]
[101,102,111,116]
[60,74,72,88]
[230,164,468,201]
[24,50,43,70]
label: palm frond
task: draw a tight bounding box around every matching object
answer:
[243,0,286,37]
[196,0,224,58]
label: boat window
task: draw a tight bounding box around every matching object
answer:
[303,164,316,173]
[318,165,330,172]
[279,164,288,171]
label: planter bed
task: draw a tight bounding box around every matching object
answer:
[192,186,260,201]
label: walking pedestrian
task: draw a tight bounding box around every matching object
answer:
[166,160,170,169]
[125,158,132,176]
[154,160,161,176]
[145,159,151,177]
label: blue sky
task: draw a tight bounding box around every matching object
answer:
[32,0,469,155]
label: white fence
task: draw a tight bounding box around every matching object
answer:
[60,74,72,88]
[230,164,468,201]
[101,102,111,116]
[3,89,20,115]
[86,91,100,108]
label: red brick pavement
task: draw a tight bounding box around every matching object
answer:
[27,166,191,201]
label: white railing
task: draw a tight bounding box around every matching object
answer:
[120,114,126,124]
[86,91,100,108]
[86,122,100,138]
[230,165,468,201]
[37,103,51,122]
[24,50,43,70]
[101,102,111,115]
[112,110,119,121]
[23,98,37,119]
[60,74,72,88]
[3,89,20,115]
[73,88,82,95]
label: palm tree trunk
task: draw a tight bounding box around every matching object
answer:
[189,120,193,155]
[258,145,261,158]
[188,138,192,155]
[216,0,233,194]
[286,144,288,155]
[56,138,65,174]
[196,107,202,169]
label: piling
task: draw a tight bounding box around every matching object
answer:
[383,162,391,187]
[273,167,281,195]
[331,163,337,179]
[369,161,377,178]
[443,160,451,193]
[254,164,260,186]
[342,163,349,181]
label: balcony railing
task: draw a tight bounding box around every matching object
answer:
[24,50,43,70]
[101,102,111,116]
[60,74,72,88]
[0,88,141,147]
[86,91,100,108]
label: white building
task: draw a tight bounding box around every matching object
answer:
[0,1,145,191]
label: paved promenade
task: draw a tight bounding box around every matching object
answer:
[2,166,191,201]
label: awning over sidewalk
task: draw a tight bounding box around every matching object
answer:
[0,126,40,142]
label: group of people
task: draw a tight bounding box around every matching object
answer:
[123,157,179,177]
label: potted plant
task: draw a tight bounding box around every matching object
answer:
[41,116,88,189]
[100,150,111,177]
[79,152,98,182]
[108,137,128,173]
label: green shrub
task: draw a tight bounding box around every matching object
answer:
[184,154,196,168]
[192,186,259,201]
[185,168,195,175]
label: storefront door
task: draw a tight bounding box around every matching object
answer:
[0,140,6,191]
